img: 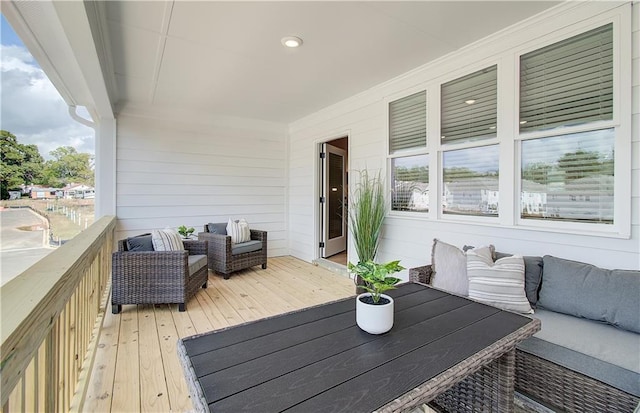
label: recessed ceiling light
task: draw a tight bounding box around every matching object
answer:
[465,99,476,105]
[520,120,527,125]
[489,126,496,130]
[281,36,303,48]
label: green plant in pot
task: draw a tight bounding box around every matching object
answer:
[348,260,405,334]
[177,225,195,239]
[349,170,386,293]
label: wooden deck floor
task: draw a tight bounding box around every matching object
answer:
[81,256,355,412]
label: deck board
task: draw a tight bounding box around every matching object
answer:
[82,256,354,412]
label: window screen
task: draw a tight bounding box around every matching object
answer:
[441,65,497,144]
[520,24,613,132]
[389,90,426,153]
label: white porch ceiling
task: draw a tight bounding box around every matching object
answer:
[102,1,559,124]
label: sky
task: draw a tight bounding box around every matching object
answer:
[1,14,95,160]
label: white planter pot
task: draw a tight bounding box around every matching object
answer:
[356,293,394,334]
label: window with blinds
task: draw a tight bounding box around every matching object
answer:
[391,155,429,212]
[521,129,614,224]
[441,65,497,144]
[389,90,426,153]
[443,145,499,217]
[520,24,613,132]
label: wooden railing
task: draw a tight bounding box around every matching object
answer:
[1,216,116,412]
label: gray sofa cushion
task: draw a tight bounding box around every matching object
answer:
[495,252,543,305]
[126,234,154,251]
[207,222,228,235]
[538,255,640,333]
[232,240,262,255]
[188,254,207,276]
[519,309,640,397]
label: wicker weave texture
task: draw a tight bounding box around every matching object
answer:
[198,225,267,279]
[111,239,208,312]
[515,349,640,413]
[409,265,433,285]
[379,319,540,413]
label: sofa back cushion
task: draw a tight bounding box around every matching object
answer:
[537,255,640,333]
[125,234,154,252]
[207,222,228,235]
[495,252,543,305]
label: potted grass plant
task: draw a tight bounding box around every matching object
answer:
[348,260,404,334]
[348,170,404,334]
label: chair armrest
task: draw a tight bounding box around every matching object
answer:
[409,265,433,285]
[112,250,189,280]
[198,232,229,245]
[183,239,207,255]
[250,229,267,242]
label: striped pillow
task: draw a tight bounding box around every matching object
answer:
[226,218,251,244]
[151,229,184,251]
[467,252,533,314]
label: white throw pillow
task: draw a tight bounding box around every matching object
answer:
[227,218,251,244]
[151,229,184,251]
[430,239,493,296]
[467,252,534,314]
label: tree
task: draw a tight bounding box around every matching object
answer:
[557,150,608,182]
[522,162,553,184]
[42,146,94,187]
[0,130,44,199]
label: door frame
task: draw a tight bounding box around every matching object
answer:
[314,131,350,262]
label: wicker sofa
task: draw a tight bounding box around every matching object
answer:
[111,235,208,314]
[410,255,640,413]
[197,223,267,279]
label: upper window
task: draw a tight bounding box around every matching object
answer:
[441,65,497,144]
[520,24,613,132]
[389,90,426,153]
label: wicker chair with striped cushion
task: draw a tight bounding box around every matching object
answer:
[197,223,267,279]
[111,235,208,314]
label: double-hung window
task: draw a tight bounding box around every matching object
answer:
[388,90,429,212]
[441,65,499,217]
[519,23,615,225]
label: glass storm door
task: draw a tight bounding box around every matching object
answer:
[320,143,347,258]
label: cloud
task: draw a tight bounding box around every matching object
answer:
[0,44,94,160]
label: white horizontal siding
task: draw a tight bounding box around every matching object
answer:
[289,1,640,273]
[115,114,288,257]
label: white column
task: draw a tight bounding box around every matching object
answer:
[95,117,116,218]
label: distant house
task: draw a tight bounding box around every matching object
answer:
[521,180,548,217]
[29,186,59,199]
[62,184,95,199]
[445,177,499,215]
[546,175,614,222]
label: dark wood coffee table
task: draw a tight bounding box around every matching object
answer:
[178,283,540,412]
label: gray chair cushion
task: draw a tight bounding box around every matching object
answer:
[495,252,543,305]
[207,222,227,235]
[519,309,640,397]
[538,255,640,333]
[188,254,207,276]
[126,234,154,251]
[232,240,262,255]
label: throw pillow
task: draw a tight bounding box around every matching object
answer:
[467,252,534,314]
[431,239,494,296]
[126,233,154,251]
[495,252,543,305]
[538,255,640,333]
[227,218,251,244]
[151,229,184,251]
